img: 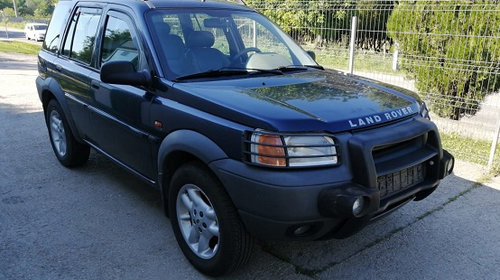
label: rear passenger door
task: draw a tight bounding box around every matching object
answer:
[55,6,103,138]
[86,10,155,180]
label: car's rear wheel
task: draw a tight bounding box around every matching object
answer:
[169,162,253,276]
[46,99,90,167]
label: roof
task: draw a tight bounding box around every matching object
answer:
[147,0,253,10]
[56,0,255,16]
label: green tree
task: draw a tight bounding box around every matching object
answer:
[388,0,500,119]
[356,0,394,51]
[1,7,14,23]
[248,0,394,50]
[1,0,56,17]
[247,0,357,43]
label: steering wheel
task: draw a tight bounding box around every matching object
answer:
[230,47,262,65]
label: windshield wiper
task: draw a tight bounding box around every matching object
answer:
[304,64,325,70]
[174,69,250,81]
[275,65,308,72]
[174,67,288,81]
[245,68,284,75]
[174,65,322,81]
[274,65,325,71]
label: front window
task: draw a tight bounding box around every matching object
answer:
[101,15,139,69]
[147,9,317,80]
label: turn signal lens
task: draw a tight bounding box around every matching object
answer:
[250,133,286,167]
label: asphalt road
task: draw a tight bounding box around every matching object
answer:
[1,52,499,280]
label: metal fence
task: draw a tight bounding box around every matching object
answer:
[248,0,500,171]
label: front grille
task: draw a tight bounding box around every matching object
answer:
[377,163,425,199]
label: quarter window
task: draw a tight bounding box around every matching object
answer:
[101,15,140,69]
[62,8,102,65]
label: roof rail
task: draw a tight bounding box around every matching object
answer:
[138,0,155,9]
[201,0,247,5]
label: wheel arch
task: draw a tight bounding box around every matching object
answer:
[38,77,83,142]
[157,130,229,216]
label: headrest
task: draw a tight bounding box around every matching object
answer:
[186,31,215,48]
[157,22,171,34]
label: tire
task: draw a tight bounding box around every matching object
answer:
[45,99,90,167]
[169,162,254,276]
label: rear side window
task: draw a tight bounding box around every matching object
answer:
[62,8,102,65]
[43,2,72,53]
[101,15,139,69]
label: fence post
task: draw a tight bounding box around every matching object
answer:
[252,20,257,48]
[348,16,357,75]
[12,0,18,18]
[392,43,399,71]
[488,117,500,170]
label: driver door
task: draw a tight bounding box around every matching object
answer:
[87,10,156,180]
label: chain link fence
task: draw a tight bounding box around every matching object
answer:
[248,0,500,171]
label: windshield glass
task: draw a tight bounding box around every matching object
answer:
[34,25,47,30]
[147,9,317,80]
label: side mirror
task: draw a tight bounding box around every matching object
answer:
[101,61,150,86]
[306,50,316,61]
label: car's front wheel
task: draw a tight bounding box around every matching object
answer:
[45,99,90,167]
[169,162,254,276]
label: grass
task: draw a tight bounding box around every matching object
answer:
[305,44,400,75]
[4,21,27,30]
[440,132,500,175]
[0,40,41,55]
[2,18,49,30]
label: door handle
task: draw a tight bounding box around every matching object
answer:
[55,64,62,72]
[91,80,100,90]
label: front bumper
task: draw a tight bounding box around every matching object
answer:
[210,118,454,240]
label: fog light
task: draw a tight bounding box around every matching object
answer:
[352,197,365,216]
[293,225,311,236]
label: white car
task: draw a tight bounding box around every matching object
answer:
[24,23,48,42]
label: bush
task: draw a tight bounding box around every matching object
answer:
[387,0,500,120]
[247,0,393,49]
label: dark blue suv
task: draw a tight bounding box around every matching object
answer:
[37,0,454,275]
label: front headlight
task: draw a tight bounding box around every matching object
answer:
[247,130,339,168]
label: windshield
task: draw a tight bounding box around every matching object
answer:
[147,9,318,80]
[34,25,47,30]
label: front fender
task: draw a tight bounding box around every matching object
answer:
[157,129,229,215]
[157,129,229,186]
[157,130,228,171]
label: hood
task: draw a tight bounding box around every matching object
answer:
[173,70,421,132]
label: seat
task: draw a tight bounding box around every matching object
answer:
[185,31,230,73]
[156,23,188,75]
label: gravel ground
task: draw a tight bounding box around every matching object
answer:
[1,52,499,280]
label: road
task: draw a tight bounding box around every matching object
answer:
[0,27,42,46]
[0,52,499,280]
